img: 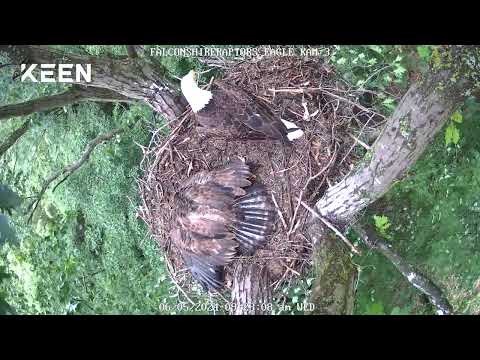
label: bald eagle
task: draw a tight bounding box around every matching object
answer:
[170,159,276,291]
[180,70,304,142]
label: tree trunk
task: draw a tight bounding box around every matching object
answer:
[305,45,480,314]
[230,263,272,315]
[0,45,187,122]
[0,86,132,121]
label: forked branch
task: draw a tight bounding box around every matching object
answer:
[27,128,125,222]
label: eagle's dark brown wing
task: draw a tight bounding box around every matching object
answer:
[172,160,276,291]
[195,81,290,142]
[172,160,251,290]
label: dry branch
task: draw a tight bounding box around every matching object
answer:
[0,119,31,157]
[0,86,133,122]
[353,224,453,315]
[27,128,124,222]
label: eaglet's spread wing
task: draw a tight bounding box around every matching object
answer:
[171,160,254,290]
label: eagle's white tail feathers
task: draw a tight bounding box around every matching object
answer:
[280,118,304,141]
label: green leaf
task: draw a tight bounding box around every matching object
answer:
[0,214,17,246]
[0,296,14,315]
[391,306,409,315]
[451,111,463,124]
[368,45,383,54]
[393,65,406,78]
[445,123,460,145]
[366,302,385,315]
[0,184,22,211]
[416,46,431,60]
[373,215,391,233]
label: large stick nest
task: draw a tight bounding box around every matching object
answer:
[138,51,384,302]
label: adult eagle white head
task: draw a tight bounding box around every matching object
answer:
[180,70,304,142]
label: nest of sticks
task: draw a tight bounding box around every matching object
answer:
[138,51,385,303]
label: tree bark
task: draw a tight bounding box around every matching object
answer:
[306,229,357,315]
[0,45,187,122]
[0,86,132,121]
[230,263,272,315]
[305,45,480,314]
[0,119,31,157]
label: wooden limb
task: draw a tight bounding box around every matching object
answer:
[298,198,361,255]
[126,45,138,58]
[353,224,453,315]
[230,263,272,315]
[0,86,133,122]
[0,45,186,122]
[27,128,124,222]
[0,119,31,157]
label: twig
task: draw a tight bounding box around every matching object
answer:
[271,192,288,230]
[0,119,31,158]
[339,113,375,166]
[288,146,337,236]
[164,254,196,306]
[268,87,386,119]
[348,132,371,151]
[27,128,124,223]
[353,224,453,315]
[146,111,190,182]
[297,198,361,255]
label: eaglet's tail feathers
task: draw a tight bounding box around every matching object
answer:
[231,184,276,255]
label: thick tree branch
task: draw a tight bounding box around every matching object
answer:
[0,119,31,157]
[126,45,138,58]
[353,224,453,315]
[0,86,133,122]
[313,45,480,225]
[305,45,479,314]
[27,127,124,222]
[0,45,187,122]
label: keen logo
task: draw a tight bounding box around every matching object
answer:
[20,64,92,83]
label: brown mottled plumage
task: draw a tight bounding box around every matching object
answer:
[194,80,292,142]
[170,160,276,291]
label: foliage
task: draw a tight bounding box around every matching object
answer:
[373,215,391,239]
[272,273,315,315]
[330,45,408,113]
[0,184,21,246]
[329,45,438,115]
[0,53,186,313]
[445,110,463,146]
